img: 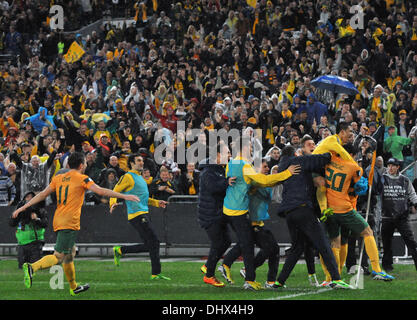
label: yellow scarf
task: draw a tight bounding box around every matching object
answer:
[252,14,259,34]
[282,110,292,119]
[412,28,417,41]
[371,96,382,119]
[188,172,196,195]
[265,126,274,145]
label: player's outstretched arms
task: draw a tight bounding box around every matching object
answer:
[89,184,140,202]
[11,186,54,218]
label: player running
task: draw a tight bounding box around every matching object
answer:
[110,154,170,280]
[11,152,139,296]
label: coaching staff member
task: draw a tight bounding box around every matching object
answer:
[380,157,417,272]
[198,142,236,287]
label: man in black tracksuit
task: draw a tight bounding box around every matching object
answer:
[275,145,348,288]
[198,145,235,287]
[380,158,417,272]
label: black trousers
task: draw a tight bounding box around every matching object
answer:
[287,220,317,275]
[224,213,256,281]
[223,225,280,282]
[277,206,340,285]
[17,241,43,269]
[381,216,417,270]
[121,215,161,275]
[204,216,232,278]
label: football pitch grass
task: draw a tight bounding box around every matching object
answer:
[1,258,416,300]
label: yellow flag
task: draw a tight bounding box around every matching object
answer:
[152,0,158,11]
[247,0,257,8]
[64,41,85,64]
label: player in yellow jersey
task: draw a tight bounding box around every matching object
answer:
[12,152,139,296]
[320,148,394,282]
[312,122,356,217]
[109,154,170,280]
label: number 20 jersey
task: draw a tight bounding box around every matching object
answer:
[325,155,363,214]
[49,170,94,231]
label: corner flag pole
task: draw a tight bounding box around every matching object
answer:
[355,150,377,288]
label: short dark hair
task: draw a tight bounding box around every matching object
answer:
[128,153,141,169]
[336,121,350,134]
[301,135,314,147]
[67,152,85,169]
[281,145,296,157]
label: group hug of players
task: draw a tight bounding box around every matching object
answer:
[198,121,397,290]
[12,122,417,295]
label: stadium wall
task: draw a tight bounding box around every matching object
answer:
[0,203,290,246]
[1,204,416,258]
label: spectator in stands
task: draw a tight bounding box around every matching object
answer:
[1,0,417,205]
[265,146,281,170]
[9,144,57,198]
[98,155,126,185]
[150,166,177,201]
[142,167,153,186]
[99,168,118,204]
[0,169,16,206]
[384,126,414,165]
[84,151,102,184]
[5,161,20,205]
[5,25,22,55]
[179,162,200,196]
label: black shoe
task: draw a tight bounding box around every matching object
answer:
[382,265,394,272]
[70,283,90,296]
[362,266,371,276]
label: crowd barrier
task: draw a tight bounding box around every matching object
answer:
[0,197,290,250]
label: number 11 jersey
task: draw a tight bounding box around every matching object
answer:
[49,170,94,231]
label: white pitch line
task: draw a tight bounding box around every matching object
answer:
[266,288,333,300]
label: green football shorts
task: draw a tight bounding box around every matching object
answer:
[325,210,369,240]
[54,229,78,254]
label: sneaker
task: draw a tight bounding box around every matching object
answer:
[330,280,353,289]
[22,263,33,288]
[240,267,246,279]
[372,271,395,281]
[308,274,320,287]
[203,276,225,287]
[264,281,276,289]
[272,281,287,289]
[113,246,122,267]
[70,283,90,296]
[150,274,171,280]
[217,264,234,284]
[200,264,207,274]
[243,281,262,291]
[319,281,331,287]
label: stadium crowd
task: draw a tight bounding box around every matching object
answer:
[0,0,417,213]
